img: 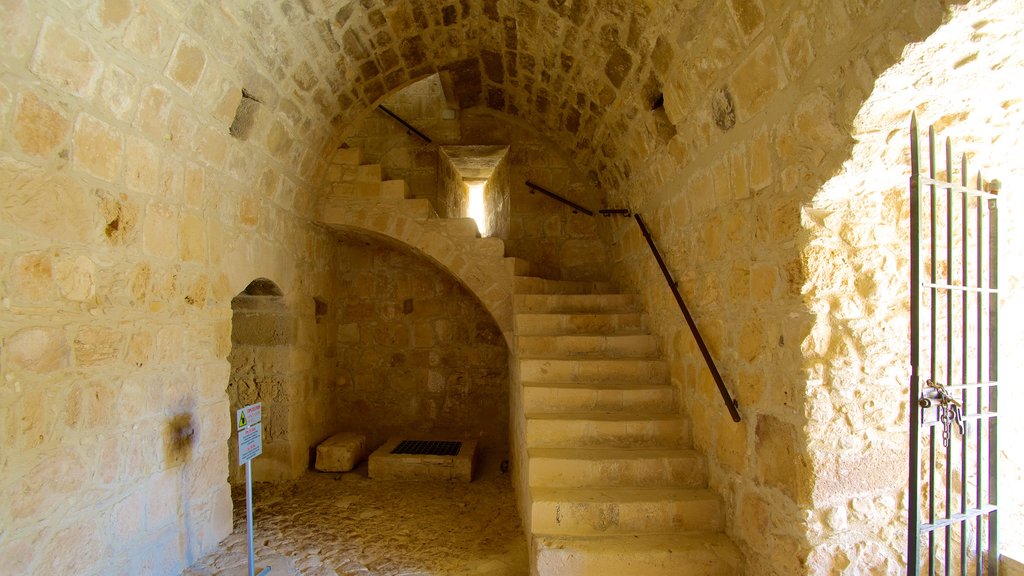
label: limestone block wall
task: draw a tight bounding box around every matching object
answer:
[438,145,469,220]
[0,1,351,573]
[484,149,511,240]
[602,0,1010,574]
[333,232,510,453]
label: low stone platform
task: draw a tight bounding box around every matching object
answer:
[369,437,477,482]
[315,432,366,472]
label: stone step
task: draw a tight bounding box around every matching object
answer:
[505,257,531,276]
[512,276,615,295]
[514,294,639,314]
[528,447,706,488]
[530,487,722,535]
[533,532,741,576]
[517,334,659,359]
[525,412,688,449]
[522,381,675,414]
[518,358,667,385]
[331,147,362,166]
[471,236,505,259]
[425,217,480,238]
[355,163,381,181]
[399,198,434,219]
[514,312,646,336]
[380,179,406,201]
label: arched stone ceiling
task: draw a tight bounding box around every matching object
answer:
[214,0,958,202]
[213,0,721,192]
[324,0,695,191]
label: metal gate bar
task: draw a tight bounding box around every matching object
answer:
[908,113,1000,576]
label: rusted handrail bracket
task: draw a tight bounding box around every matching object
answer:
[377,105,432,143]
[634,213,741,422]
[525,181,594,216]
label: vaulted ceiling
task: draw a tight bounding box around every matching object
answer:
[204,0,740,191]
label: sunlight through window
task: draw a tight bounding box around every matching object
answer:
[467,181,487,236]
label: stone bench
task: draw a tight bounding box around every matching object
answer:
[314,432,366,472]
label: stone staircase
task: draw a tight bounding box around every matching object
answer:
[319,148,517,334]
[513,281,740,575]
[318,148,742,575]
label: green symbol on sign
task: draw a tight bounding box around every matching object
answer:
[238,412,247,428]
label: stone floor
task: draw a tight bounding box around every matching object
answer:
[183,454,528,576]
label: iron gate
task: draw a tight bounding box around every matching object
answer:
[908,114,1000,575]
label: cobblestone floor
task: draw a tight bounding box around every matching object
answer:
[183,456,528,576]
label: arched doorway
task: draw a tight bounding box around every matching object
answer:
[227,278,294,484]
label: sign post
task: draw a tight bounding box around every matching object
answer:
[237,403,270,576]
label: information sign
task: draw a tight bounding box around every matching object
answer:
[237,403,262,430]
[237,402,263,466]
[238,422,263,465]
[235,401,271,576]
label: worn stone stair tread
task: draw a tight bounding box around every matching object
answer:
[528,446,699,461]
[514,312,648,336]
[399,198,435,219]
[527,447,706,488]
[521,380,672,391]
[525,412,689,448]
[470,236,506,258]
[531,487,722,536]
[425,217,481,237]
[519,358,668,384]
[526,411,679,422]
[505,257,532,276]
[522,380,677,414]
[517,334,660,359]
[513,276,615,295]
[513,293,639,313]
[533,532,740,575]
[532,486,717,504]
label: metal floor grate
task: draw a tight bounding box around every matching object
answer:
[390,439,462,456]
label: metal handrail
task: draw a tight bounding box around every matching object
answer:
[634,213,741,422]
[524,181,594,215]
[377,105,432,143]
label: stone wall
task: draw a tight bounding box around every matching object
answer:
[333,231,510,453]
[604,0,1023,573]
[0,1,349,572]
[438,145,468,220]
[484,148,511,240]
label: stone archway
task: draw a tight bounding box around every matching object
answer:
[329,228,512,456]
[226,278,296,483]
[800,0,1024,570]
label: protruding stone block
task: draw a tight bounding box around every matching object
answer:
[315,433,366,472]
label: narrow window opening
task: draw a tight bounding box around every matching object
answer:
[467,181,487,236]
